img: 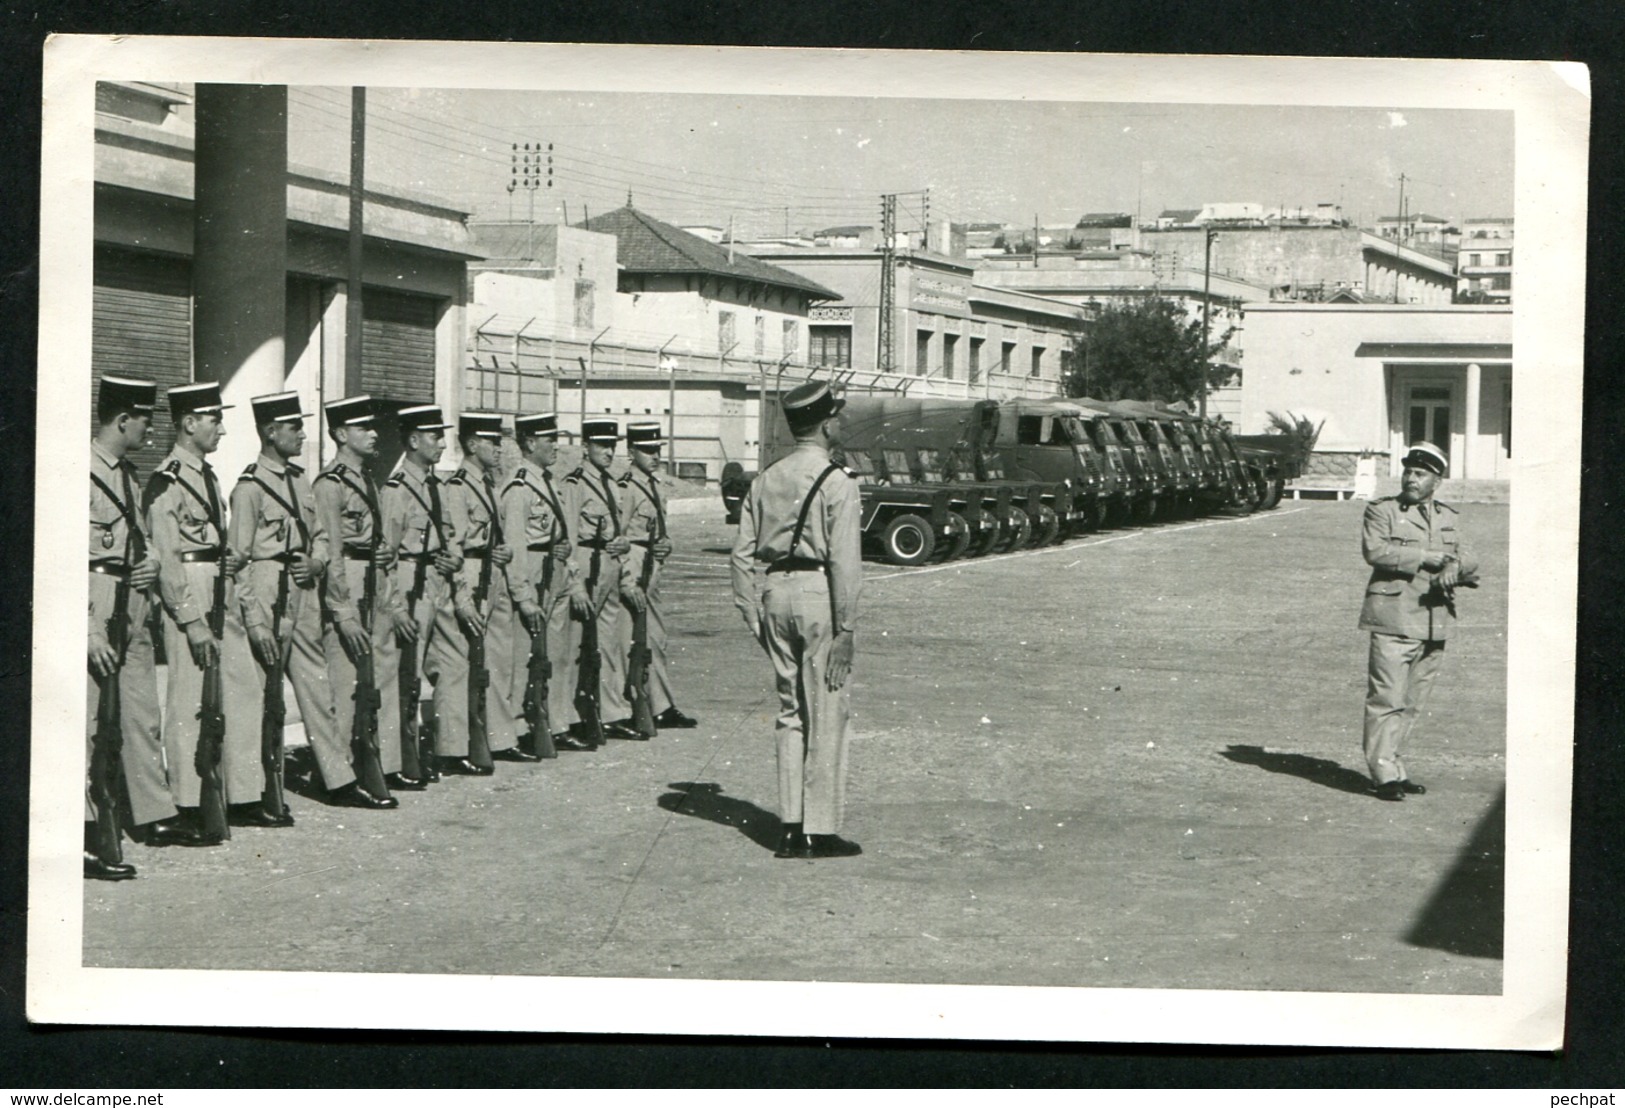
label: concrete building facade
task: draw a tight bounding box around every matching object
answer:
[1457,217,1515,303]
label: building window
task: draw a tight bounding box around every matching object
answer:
[1467,253,1481,267]
[809,325,851,368]
[1491,273,1511,291]
[718,311,736,354]
[942,334,958,381]
[1031,346,1045,378]
[782,319,799,359]
[916,330,931,377]
[1496,252,1512,266]
[968,338,983,384]
[574,279,595,329]
[754,315,766,355]
[1001,342,1015,376]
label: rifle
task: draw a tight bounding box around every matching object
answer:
[399,518,433,782]
[626,501,659,739]
[522,553,558,758]
[465,487,497,771]
[573,517,607,746]
[1431,568,1480,619]
[260,558,291,819]
[197,553,230,842]
[350,545,390,798]
[89,529,140,864]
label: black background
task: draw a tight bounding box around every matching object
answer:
[2,0,1621,1087]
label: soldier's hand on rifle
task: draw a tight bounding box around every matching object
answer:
[607,534,631,557]
[569,585,593,621]
[434,550,462,575]
[457,603,487,638]
[491,543,514,567]
[1421,550,1449,572]
[88,628,116,678]
[622,586,647,614]
[651,537,673,561]
[224,548,249,579]
[518,599,544,635]
[1435,556,1461,592]
[827,629,854,691]
[392,609,420,647]
[337,616,371,660]
[129,557,160,591]
[248,623,280,669]
[372,545,397,572]
[289,551,318,587]
[184,619,219,668]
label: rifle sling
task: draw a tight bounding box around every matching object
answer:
[782,462,842,565]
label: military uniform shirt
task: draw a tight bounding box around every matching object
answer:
[229,452,328,629]
[315,459,399,625]
[618,469,666,546]
[89,442,149,635]
[501,464,575,609]
[1358,495,1479,642]
[145,445,226,628]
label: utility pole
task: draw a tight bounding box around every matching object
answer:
[1033,213,1040,268]
[344,87,366,399]
[1393,172,1408,304]
[878,193,896,374]
[922,187,930,249]
[1199,228,1216,421]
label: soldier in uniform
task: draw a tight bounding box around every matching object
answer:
[380,404,466,777]
[561,418,633,747]
[87,377,192,880]
[500,412,576,757]
[221,391,358,825]
[144,381,235,845]
[313,396,400,809]
[442,412,530,767]
[603,421,697,735]
[729,382,864,860]
[1358,441,1480,801]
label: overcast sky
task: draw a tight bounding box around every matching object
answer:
[285,88,1513,238]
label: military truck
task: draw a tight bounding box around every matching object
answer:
[1078,398,1167,522]
[994,396,1120,532]
[1107,400,1205,517]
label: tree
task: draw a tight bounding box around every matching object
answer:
[1061,296,1236,405]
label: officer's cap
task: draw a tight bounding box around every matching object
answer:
[1402,441,1448,476]
[515,412,560,440]
[98,375,158,416]
[251,391,312,425]
[626,421,665,450]
[168,381,232,420]
[324,395,377,427]
[397,404,453,433]
[582,417,620,444]
[782,380,844,432]
[460,412,505,441]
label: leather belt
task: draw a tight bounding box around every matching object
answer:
[576,540,612,551]
[766,556,825,574]
[254,551,302,565]
[89,561,129,578]
[342,544,377,561]
[399,551,438,564]
[526,543,555,552]
[180,549,222,564]
[629,538,652,547]
[462,546,490,559]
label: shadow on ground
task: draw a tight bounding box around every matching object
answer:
[658,781,783,852]
[1219,744,1374,796]
[1406,788,1505,959]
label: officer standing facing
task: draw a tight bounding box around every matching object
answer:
[729,382,864,860]
[380,404,465,777]
[144,381,234,844]
[221,392,357,824]
[604,422,697,735]
[1358,441,1480,801]
[444,413,530,766]
[500,412,576,757]
[562,418,632,746]
[314,396,399,809]
[87,377,190,880]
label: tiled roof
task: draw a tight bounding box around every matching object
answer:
[579,207,840,300]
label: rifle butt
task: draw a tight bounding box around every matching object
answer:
[197,664,231,842]
[261,673,288,820]
[90,678,125,863]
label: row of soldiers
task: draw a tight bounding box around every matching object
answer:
[86,375,695,881]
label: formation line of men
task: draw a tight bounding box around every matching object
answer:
[85,376,698,881]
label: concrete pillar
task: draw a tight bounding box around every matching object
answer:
[193,85,288,484]
[1464,361,1482,479]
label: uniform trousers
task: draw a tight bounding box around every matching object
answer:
[324,559,403,776]
[221,562,355,795]
[423,555,517,756]
[761,568,851,835]
[158,562,228,809]
[564,551,625,726]
[86,578,176,827]
[508,568,574,735]
[394,561,452,755]
[603,547,675,721]
[1363,632,1447,785]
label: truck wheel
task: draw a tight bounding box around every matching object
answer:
[1032,505,1061,547]
[999,507,1032,552]
[1260,476,1285,510]
[933,511,972,563]
[1136,496,1159,524]
[879,513,936,566]
[970,517,1002,557]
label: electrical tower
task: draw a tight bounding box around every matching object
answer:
[878,193,897,374]
[510,141,551,225]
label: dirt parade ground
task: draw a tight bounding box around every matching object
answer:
[83,498,1509,995]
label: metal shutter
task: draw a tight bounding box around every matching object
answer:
[92,246,193,474]
[361,288,438,402]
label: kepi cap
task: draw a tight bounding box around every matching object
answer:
[99,375,158,415]
[1402,441,1448,476]
[460,412,505,441]
[515,412,560,440]
[324,395,376,427]
[782,379,844,432]
[582,417,620,444]
[251,391,312,424]
[626,421,665,449]
[397,404,453,433]
[168,381,232,420]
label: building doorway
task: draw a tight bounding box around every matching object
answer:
[1406,384,1454,473]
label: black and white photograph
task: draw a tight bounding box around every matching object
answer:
[29,37,1585,1048]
